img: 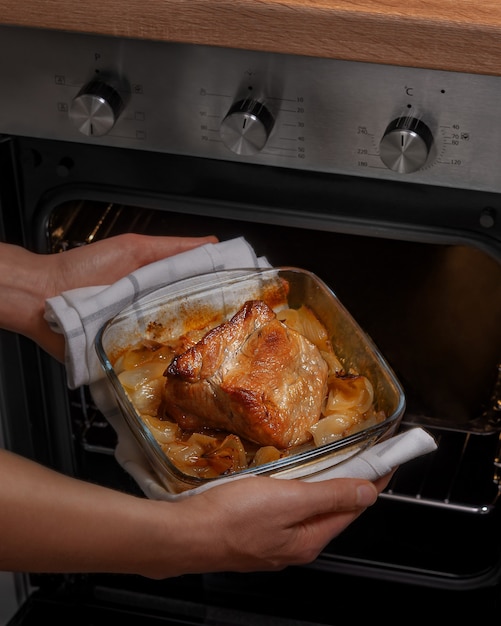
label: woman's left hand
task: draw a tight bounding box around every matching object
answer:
[0,234,218,361]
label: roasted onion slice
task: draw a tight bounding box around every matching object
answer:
[325,374,374,416]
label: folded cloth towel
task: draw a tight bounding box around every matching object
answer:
[44,235,438,500]
[300,426,437,482]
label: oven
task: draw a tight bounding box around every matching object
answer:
[1,23,501,622]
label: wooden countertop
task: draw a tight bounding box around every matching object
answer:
[1,0,501,76]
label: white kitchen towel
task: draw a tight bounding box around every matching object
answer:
[44,236,268,389]
[300,426,437,482]
[44,235,437,500]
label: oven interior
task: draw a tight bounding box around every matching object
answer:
[2,135,501,621]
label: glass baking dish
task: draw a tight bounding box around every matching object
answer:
[95,267,406,494]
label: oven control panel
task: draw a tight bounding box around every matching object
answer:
[1,24,501,193]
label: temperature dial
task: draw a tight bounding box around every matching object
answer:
[220,99,274,155]
[69,80,125,137]
[379,117,433,173]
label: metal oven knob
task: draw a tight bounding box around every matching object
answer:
[69,80,125,137]
[220,99,274,155]
[379,117,433,173]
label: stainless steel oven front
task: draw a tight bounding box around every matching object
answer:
[0,24,501,623]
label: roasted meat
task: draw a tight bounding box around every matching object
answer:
[162,299,328,449]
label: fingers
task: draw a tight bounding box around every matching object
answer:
[225,477,380,568]
[124,234,218,265]
[273,479,379,565]
[37,233,220,361]
[285,477,378,520]
[53,233,219,293]
[198,475,379,537]
[168,475,384,575]
[355,482,379,506]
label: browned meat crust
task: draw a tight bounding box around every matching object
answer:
[162,300,328,448]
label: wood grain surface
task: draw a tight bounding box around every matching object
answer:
[0,0,500,75]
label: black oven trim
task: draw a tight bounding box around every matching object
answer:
[3,135,499,261]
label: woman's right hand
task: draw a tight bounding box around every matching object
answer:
[144,472,391,579]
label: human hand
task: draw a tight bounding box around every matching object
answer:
[0,234,217,360]
[143,472,392,579]
[45,233,219,295]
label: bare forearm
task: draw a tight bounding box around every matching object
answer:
[0,449,178,576]
[0,243,51,339]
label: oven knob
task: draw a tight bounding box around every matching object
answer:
[379,117,433,173]
[69,80,125,137]
[220,99,274,155]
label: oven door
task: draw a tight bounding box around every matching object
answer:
[1,134,501,622]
